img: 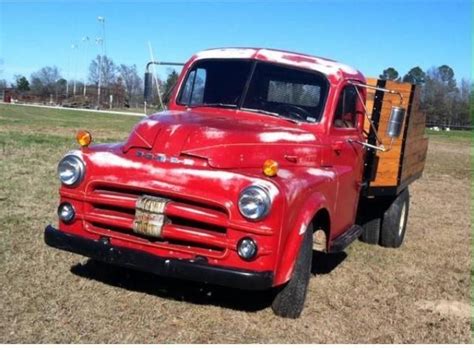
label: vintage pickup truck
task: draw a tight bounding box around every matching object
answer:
[45,48,428,318]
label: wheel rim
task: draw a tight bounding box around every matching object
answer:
[398,202,407,236]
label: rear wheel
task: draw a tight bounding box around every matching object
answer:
[380,189,410,248]
[358,198,384,245]
[271,224,313,318]
[360,217,381,244]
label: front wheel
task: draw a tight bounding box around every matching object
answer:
[271,224,313,318]
[380,189,410,248]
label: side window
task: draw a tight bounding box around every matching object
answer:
[178,68,207,105]
[333,85,358,128]
[180,70,195,104]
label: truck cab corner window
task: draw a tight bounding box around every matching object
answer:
[333,85,358,129]
[179,68,206,105]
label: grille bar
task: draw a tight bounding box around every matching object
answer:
[85,188,229,231]
[85,208,231,248]
[85,222,226,258]
[83,184,230,257]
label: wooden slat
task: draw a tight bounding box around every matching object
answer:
[401,137,428,182]
[368,80,411,187]
[364,80,428,190]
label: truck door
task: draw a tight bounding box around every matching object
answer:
[329,84,365,236]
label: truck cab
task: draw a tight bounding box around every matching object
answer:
[45,48,427,318]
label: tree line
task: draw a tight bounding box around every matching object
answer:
[1,59,471,128]
[380,65,471,128]
[0,55,179,109]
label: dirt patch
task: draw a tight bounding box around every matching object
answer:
[417,300,471,319]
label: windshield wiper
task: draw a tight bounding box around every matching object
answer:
[188,103,238,108]
[240,107,298,124]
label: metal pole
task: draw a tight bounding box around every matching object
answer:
[72,44,77,96]
[148,42,165,111]
[65,46,70,98]
[146,61,185,70]
[348,80,404,105]
[98,16,106,57]
[97,16,106,108]
[82,36,89,97]
[97,48,101,107]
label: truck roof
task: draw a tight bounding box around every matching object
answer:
[192,47,365,83]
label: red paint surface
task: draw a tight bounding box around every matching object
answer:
[56,48,367,286]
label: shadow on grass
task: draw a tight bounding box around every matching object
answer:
[311,251,347,275]
[70,259,274,312]
[70,251,346,313]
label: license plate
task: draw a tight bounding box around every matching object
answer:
[133,195,170,237]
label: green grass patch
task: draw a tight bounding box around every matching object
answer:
[426,129,472,143]
[0,130,72,147]
[0,104,142,133]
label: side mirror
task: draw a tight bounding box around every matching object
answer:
[144,72,153,103]
[386,106,406,138]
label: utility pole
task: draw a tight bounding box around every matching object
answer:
[96,37,102,108]
[96,16,106,108]
[82,36,90,97]
[66,53,69,98]
[98,16,107,56]
[71,43,77,96]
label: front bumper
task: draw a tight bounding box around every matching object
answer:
[44,225,273,290]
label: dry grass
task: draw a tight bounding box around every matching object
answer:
[0,104,471,343]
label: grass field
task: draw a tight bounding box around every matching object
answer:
[0,104,471,343]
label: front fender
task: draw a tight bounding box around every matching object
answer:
[273,191,330,285]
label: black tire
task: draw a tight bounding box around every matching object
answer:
[358,199,384,245]
[271,224,313,318]
[380,189,410,248]
[360,217,381,244]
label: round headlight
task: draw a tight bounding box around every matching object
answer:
[58,202,75,223]
[238,185,271,221]
[57,154,85,186]
[237,237,258,261]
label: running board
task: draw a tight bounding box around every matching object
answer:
[329,225,363,253]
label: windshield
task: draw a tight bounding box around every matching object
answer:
[177,59,329,122]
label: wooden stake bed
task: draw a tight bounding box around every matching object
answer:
[364,79,429,196]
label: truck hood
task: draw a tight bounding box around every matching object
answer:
[123,110,322,169]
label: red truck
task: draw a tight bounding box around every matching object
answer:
[45,48,428,318]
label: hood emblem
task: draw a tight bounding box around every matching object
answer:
[136,150,193,165]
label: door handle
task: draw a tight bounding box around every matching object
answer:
[332,141,345,153]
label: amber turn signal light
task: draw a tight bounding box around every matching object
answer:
[263,159,279,177]
[76,130,92,147]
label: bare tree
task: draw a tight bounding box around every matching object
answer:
[30,66,63,97]
[454,79,471,126]
[118,64,142,104]
[422,65,462,127]
[88,55,116,88]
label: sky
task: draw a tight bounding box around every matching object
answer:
[0,0,472,84]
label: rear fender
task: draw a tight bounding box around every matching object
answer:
[273,191,329,285]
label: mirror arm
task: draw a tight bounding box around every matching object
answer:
[146,61,185,72]
[144,61,185,114]
[352,84,386,147]
[348,138,393,152]
[350,80,405,151]
[348,80,404,105]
